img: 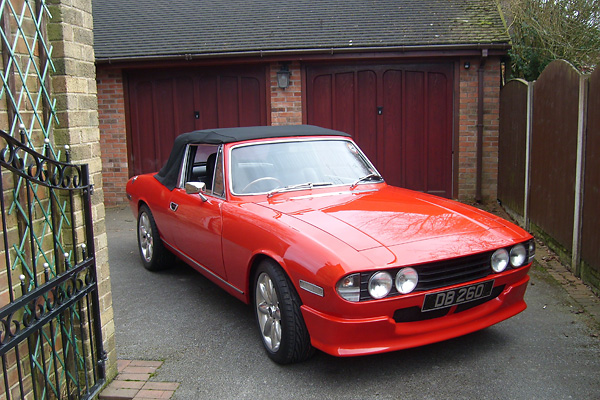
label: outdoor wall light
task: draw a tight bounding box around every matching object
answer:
[277,63,291,89]
[464,61,471,69]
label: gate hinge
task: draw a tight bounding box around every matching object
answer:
[89,184,94,195]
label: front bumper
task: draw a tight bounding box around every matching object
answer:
[301,272,529,357]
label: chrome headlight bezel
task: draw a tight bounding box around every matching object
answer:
[368,271,393,299]
[395,267,419,294]
[491,248,510,272]
[510,243,527,267]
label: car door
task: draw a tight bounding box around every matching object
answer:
[169,145,226,278]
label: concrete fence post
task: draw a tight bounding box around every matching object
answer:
[572,75,589,277]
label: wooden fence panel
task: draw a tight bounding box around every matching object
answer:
[581,67,600,284]
[498,79,529,215]
[529,61,580,253]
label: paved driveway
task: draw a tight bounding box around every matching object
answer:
[106,206,600,400]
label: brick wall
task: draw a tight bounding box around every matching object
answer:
[458,57,501,201]
[270,62,303,125]
[97,69,129,205]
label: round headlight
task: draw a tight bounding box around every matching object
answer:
[510,244,527,267]
[368,271,392,299]
[395,267,418,294]
[491,248,509,273]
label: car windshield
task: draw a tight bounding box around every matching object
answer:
[230,139,381,195]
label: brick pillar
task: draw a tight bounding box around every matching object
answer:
[97,68,129,206]
[458,60,478,200]
[458,57,501,202]
[482,61,501,201]
[270,62,303,125]
[47,0,117,381]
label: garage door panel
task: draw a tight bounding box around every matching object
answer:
[309,74,333,128]
[240,77,262,126]
[382,69,403,183]
[174,77,196,134]
[334,72,355,136]
[427,72,450,195]
[153,79,178,169]
[133,81,157,175]
[197,76,218,129]
[127,67,267,175]
[356,70,378,163]
[218,76,240,128]
[404,71,426,190]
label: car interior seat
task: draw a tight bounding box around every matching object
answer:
[204,153,217,190]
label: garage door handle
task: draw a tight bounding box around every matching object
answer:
[170,202,179,212]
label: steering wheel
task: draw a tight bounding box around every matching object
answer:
[241,177,283,193]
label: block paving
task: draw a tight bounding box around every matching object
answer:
[99,360,179,400]
[536,241,600,329]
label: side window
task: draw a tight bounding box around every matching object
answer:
[185,144,219,192]
[212,147,225,197]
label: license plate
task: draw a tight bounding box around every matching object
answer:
[422,280,495,312]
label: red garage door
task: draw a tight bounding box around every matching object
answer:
[306,63,453,198]
[126,66,267,175]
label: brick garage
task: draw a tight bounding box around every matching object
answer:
[92,0,508,205]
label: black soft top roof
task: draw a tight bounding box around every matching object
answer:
[154,125,351,190]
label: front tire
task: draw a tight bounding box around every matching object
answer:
[253,260,314,364]
[137,205,174,271]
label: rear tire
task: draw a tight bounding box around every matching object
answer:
[137,205,174,271]
[253,260,314,364]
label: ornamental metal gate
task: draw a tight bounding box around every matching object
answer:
[0,129,106,399]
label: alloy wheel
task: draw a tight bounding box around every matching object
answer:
[255,272,282,352]
[138,212,154,263]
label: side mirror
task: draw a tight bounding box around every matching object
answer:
[185,181,208,202]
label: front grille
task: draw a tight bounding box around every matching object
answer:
[415,251,493,291]
[359,251,493,301]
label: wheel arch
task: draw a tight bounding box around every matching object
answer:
[136,199,148,214]
[136,200,171,247]
[247,253,299,305]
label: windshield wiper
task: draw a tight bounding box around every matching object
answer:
[267,182,333,198]
[350,173,383,189]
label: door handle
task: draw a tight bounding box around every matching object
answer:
[170,202,179,212]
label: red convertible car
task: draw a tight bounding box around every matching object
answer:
[126,125,534,364]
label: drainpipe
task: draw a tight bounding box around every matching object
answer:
[475,49,489,202]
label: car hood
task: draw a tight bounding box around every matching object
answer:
[259,185,526,264]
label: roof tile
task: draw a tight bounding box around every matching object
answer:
[92,0,509,60]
